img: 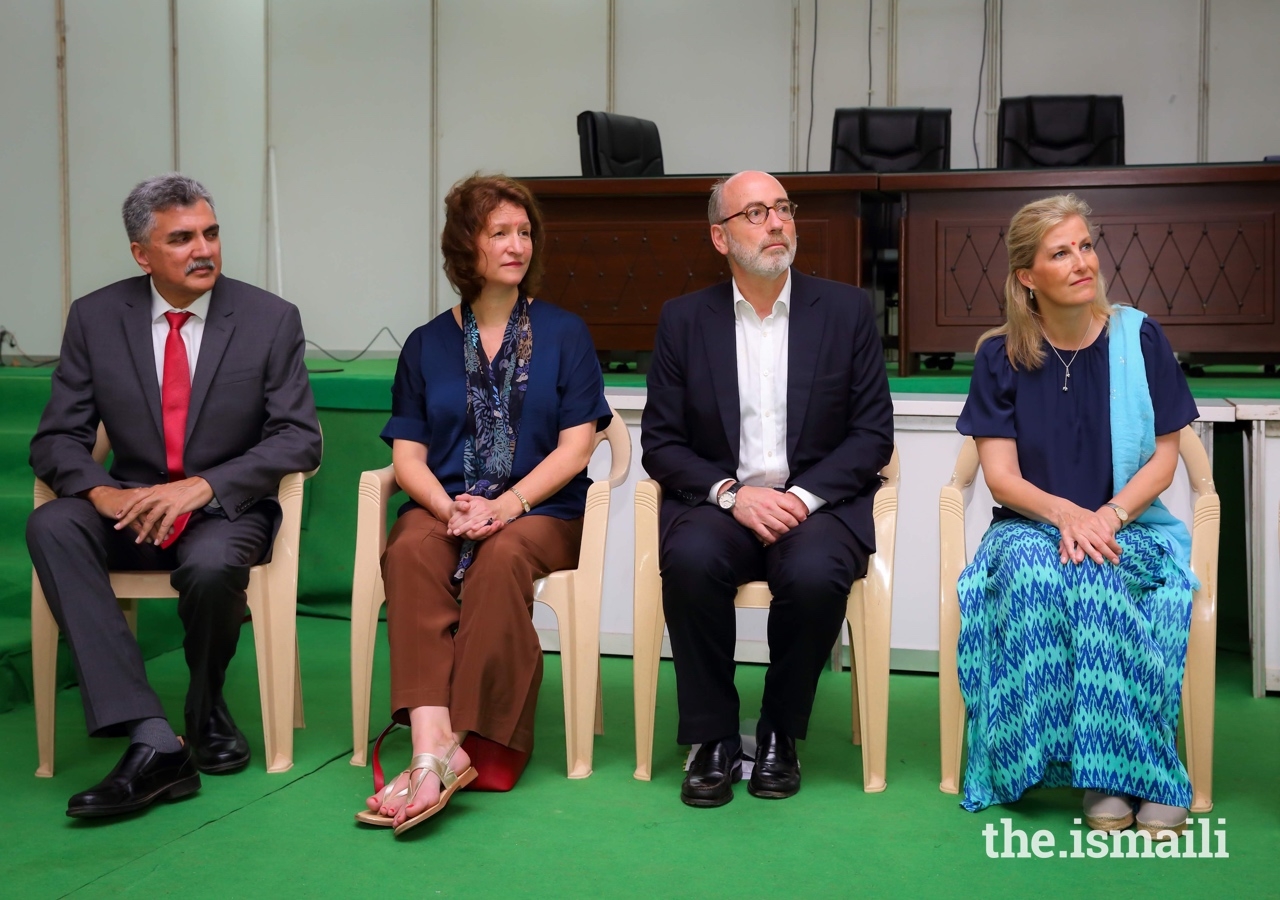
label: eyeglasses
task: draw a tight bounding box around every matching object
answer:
[718,201,798,226]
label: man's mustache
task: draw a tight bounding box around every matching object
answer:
[186,259,215,274]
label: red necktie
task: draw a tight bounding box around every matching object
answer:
[160,311,194,548]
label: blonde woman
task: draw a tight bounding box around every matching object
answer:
[955,194,1198,839]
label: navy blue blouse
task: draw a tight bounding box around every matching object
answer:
[957,317,1197,522]
[381,301,612,520]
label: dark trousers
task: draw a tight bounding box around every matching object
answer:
[660,504,869,745]
[26,497,275,737]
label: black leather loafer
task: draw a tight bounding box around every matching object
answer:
[748,724,800,799]
[67,742,201,818]
[186,699,251,774]
[681,736,742,808]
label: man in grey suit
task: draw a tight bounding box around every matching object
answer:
[26,174,323,818]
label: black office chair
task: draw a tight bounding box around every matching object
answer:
[996,95,1125,168]
[829,107,951,173]
[830,108,952,363]
[576,111,664,177]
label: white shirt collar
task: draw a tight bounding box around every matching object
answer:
[150,279,211,323]
[731,268,792,321]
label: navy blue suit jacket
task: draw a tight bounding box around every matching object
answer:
[640,269,894,552]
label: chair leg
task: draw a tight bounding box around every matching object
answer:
[594,658,604,737]
[850,579,889,793]
[118,598,138,637]
[632,588,664,782]
[32,573,59,778]
[1183,593,1217,813]
[349,571,384,767]
[556,582,599,780]
[848,621,861,747]
[293,633,305,730]
[938,594,965,796]
[247,579,296,774]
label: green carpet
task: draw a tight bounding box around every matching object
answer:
[0,616,1273,898]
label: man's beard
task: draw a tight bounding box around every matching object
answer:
[725,228,797,278]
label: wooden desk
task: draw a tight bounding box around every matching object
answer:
[523,174,876,351]
[883,164,1280,375]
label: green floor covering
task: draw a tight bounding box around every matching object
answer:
[1,614,1275,898]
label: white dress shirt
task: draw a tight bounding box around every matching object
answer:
[149,280,209,387]
[709,271,826,513]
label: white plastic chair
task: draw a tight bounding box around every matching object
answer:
[349,409,630,778]
[31,424,313,776]
[938,425,1219,811]
[632,448,900,791]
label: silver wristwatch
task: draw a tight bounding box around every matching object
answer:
[717,481,744,510]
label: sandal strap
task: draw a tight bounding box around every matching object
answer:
[370,720,405,793]
[406,741,464,795]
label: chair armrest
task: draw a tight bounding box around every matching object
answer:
[595,406,632,489]
[356,465,400,562]
[34,478,56,509]
[870,447,900,588]
[634,478,663,588]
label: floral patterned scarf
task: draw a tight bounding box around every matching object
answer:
[454,293,533,581]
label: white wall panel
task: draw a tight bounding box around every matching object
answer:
[795,0,891,171]
[267,0,432,355]
[65,0,173,301]
[177,0,267,287]
[0,0,63,356]
[436,0,608,312]
[1207,0,1280,162]
[1002,0,1201,165]
[894,0,986,169]
[615,0,794,175]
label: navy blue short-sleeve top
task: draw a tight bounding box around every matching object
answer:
[381,300,612,520]
[957,316,1197,522]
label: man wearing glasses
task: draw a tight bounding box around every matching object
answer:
[641,170,893,807]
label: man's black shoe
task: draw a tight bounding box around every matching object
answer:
[186,698,250,774]
[66,742,201,818]
[748,723,800,799]
[681,736,743,808]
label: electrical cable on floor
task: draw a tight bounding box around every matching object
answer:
[305,326,403,364]
[866,0,874,104]
[0,329,59,367]
[971,0,989,167]
[805,0,818,170]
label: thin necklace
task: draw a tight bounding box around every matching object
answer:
[1042,318,1092,393]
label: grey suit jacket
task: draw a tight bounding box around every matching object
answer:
[30,274,323,520]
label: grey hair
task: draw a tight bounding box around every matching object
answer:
[122,173,215,244]
[707,177,731,225]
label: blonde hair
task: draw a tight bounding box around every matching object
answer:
[976,193,1112,370]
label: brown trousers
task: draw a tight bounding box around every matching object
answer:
[382,508,583,753]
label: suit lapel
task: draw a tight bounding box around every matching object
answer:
[186,278,235,443]
[123,278,165,443]
[786,273,822,462]
[702,286,740,463]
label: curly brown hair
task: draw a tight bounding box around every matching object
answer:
[441,173,545,304]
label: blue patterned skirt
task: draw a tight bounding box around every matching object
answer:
[956,519,1193,812]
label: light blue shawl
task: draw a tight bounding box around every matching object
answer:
[1107,305,1199,589]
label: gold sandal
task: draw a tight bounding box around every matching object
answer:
[355,722,409,826]
[392,742,477,837]
[355,770,411,826]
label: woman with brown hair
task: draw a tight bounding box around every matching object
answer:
[954,194,1199,838]
[356,174,609,835]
